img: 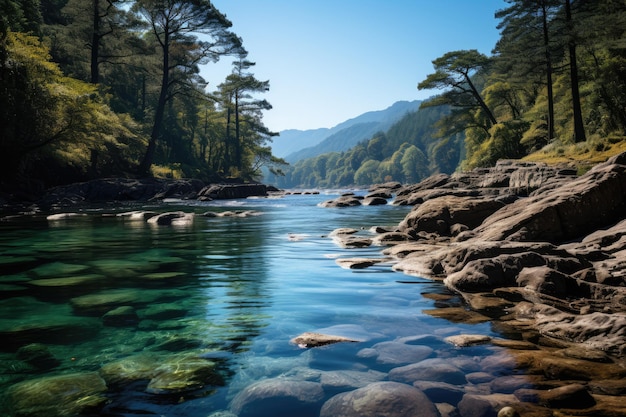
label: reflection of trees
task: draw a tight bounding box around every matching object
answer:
[195,215,272,352]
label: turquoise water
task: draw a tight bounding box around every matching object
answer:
[0,193,499,416]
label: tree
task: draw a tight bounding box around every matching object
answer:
[132,0,243,176]
[418,49,497,128]
[494,0,561,141]
[215,55,278,178]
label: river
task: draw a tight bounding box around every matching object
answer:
[0,192,521,416]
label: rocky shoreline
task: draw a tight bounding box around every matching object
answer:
[0,178,275,213]
[317,152,626,416]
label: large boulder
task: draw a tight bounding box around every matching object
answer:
[230,378,324,417]
[399,196,505,237]
[319,381,439,417]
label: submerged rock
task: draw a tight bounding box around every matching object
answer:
[146,356,223,394]
[320,381,439,417]
[5,372,107,417]
[15,343,60,370]
[230,378,324,417]
[99,352,161,387]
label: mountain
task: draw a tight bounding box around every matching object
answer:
[270,100,422,162]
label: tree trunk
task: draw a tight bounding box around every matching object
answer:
[90,0,100,84]
[138,32,169,177]
[541,1,555,140]
[235,91,242,170]
[465,75,497,127]
[565,0,586,142]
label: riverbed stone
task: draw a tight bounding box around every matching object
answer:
[146,356,223,394]
[15,343,60,370]
[5,372,107,417]
[29,261,89,277]
[413,380,465,405]
[357,341,433,366]
[457,393,518,417]
[541,384,595,409]
[102,305,139,327]
[320,369,386,392]
[70,288,186,316]
[490,375,536,394]
[0,313,101,351]
[27,274,106,294]
[290,332,360,348]
[335,257,389,269]
[388,358,467,385]
[319,381,439,417]
[445,334,492,347]
[99,352,161,387]
[230,378,324,417]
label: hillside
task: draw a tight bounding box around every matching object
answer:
[270,100,422,162]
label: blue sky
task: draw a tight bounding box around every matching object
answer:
[202,1,508,132]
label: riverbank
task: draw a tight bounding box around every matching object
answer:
[0,178,276,214]
[321,152,626,416]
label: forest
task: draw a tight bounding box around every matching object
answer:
[268,0,626,189]
[0,0,286,189]
[1,1,626,191]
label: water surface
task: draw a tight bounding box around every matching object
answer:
[0,193,502,416]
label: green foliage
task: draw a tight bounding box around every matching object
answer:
[422,0,626,171]
[267,105,461,189]
[0,31,142,183]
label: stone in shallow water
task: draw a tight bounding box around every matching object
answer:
[70,288,186,315]
[102,306,139,327]
[15,343,60,370]
[290,332,360,348]
[423,307,491,324]
[230,377,324,417]
[445,334,492,347]
[99,352,162,387]
[5,372,107,417]
[357,341,433,366]
[140,303,188,320]
[413,380,465,405]
[0,314,101,351]
[388,358,467,385]
[27,274,106,289]
[335,257,390,269]
[320,381,439,417]
[29,261,89,277]
[320,369,386,392]
[517,383,596,409]
[146,357,223,394]
[457,393,519,417]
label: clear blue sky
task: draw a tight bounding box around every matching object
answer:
[201,1,508,132]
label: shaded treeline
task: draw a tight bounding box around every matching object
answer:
[0,0,286,188]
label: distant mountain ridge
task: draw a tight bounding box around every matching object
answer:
[271,100,422,162]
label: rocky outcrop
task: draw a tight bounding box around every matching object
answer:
[331,152,626,357]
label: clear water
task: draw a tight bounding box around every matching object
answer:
[0,193,501,416]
